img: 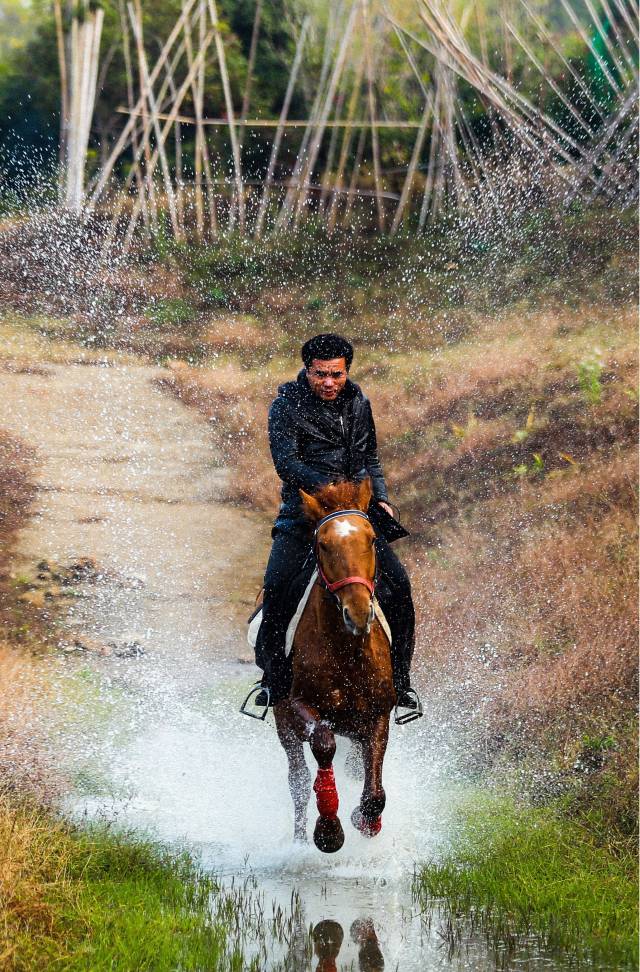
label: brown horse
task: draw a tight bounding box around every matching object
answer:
[274,478,396,853]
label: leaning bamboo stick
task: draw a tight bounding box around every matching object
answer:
[506,21,596,138]
[516,0,607,124]
[558,0,624,100]
[254,15,310,238]
[390,94,433,234]
[128,4,182,240]
[581,0,632,85]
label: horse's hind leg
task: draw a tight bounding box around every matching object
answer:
[352,715,389,838]
[275,714,311,842]
[287,698,344,854]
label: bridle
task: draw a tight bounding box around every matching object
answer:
[313,509,376,600]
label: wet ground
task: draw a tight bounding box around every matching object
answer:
[1,346,595,970]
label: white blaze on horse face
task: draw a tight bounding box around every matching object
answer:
[331,517,359,538]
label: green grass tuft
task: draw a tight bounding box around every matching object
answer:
[415,794,638,968]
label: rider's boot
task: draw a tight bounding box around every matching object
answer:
[393,660,423,718]
[255,656,290,707]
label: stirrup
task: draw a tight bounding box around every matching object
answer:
[394,688,423,725]
[240,682,271,721]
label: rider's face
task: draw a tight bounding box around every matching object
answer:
[306,357,348,402]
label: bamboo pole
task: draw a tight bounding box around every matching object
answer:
[119,1,150,234]
[418,80,441,231]
[327,50,365,233]
[206,0,245,231]
[343,124,366,225]
[53,0,69,193]
[254,15,310,238]
[362,0,384,231]
[238,0,263,153]
[597,0,639,78]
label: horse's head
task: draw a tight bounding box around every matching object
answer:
[300,479,376,638]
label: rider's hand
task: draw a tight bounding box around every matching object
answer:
[378,501,394,518]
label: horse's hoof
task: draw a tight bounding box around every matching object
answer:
[351,807,382,838]
[313,815,344,853]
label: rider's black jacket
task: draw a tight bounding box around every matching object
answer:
[269,370,388,535]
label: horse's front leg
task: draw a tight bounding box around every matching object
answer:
[275,709,311,842]
[352,714,389,837]
[285,697,344,854]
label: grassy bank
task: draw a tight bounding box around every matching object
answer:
[416,794,638,968]
[0,796,271,971]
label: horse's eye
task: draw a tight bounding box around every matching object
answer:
[318,541,327,551]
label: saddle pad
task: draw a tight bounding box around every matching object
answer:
[247,569,392,656]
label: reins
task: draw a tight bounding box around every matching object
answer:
[314,509,376,598]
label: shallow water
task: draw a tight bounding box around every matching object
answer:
[3,356,615,970]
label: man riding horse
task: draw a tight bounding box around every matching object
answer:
[252,332,421,717]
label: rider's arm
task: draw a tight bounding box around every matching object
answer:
[269,398,332,491]
[363,400,389,503]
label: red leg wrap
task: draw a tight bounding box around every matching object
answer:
[313,766,339,819]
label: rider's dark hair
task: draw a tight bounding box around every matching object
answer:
[301,333,354,370]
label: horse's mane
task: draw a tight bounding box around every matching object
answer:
[310,479,370,514]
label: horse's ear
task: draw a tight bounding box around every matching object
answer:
[356,477,373,512]
[300,488,324,523]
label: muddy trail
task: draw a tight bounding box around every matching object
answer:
[2,349,575,970]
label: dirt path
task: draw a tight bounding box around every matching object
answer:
[1,358,267,673]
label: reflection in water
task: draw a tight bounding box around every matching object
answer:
[308,919,384,972]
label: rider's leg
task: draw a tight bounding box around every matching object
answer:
[374,539,419,708]
[255,529,311,703]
